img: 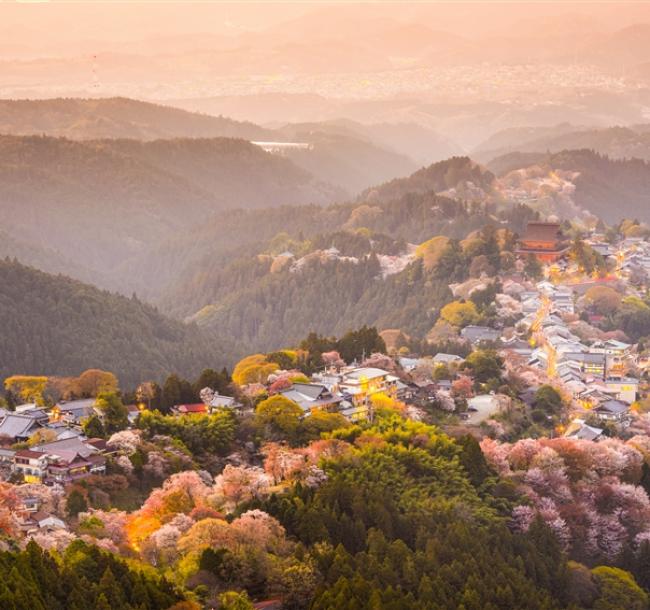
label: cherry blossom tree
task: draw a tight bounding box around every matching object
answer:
[230,510,287,553]
[107,430,141,454]
[322,350,345,368]
[483,436,650,558]
[212,465,270,507]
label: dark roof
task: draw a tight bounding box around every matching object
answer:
[460,325,501,343]
[563,352,606,364]
[289,383,328,399]
[31,511,51,523]
[0,415,41,439]
[595,400,629,414]
[522,222,563,242]
[14,449,46,459]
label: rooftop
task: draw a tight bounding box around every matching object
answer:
[521,222,564,243]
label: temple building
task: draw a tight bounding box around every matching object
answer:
[516,221,569,262]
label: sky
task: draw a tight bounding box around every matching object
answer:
[2,2,650,57]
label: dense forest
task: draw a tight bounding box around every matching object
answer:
[0,259,236,387]
[191,255,452,352]
[5,411,646,609]
[158,187,537,313]
[0,540,185,609]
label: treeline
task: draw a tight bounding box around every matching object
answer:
[0,540,185,609]
[0,96,274,140]
[0,259,237,388]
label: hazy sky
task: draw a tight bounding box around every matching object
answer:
[4,1,650,117]
[2,1,650,56]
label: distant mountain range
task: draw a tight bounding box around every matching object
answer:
[0,97,274,140]
[0,96,428,195]
[475,124,650,163]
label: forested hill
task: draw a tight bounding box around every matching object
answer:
[0,134,341,279]
[489,149,650,224]
[0,96,275,140]
[0,259,236,387]
[160,198,536,353]
[360,156,495,204]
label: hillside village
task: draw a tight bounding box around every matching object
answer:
[1,217,650,566]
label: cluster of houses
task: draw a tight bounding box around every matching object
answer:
[614,236,650,283]
[0,400,121,486]
[509,278,638,439]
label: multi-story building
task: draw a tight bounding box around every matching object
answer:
[13,450,49,483]
[516,222,569,262]
[313,366,401,421]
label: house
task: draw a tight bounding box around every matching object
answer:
[578,386,614,409]
[125,404,141,424]
[460,325,501,345]
[398,357,421,372]
[564,419,603,441]
[314,367,400,421]
[593,399,630,423]
[0,413,44,443]
[604,377,639,404]
[410,380,439,405]
[602,339,633,356]
[13,450,49,483]
[15,437,108,485]
[0,448,16,465]
[279,383,342,414]
[561,352,606,378]
[20,511,67,534]
[589,243,613,258]
[31,512,66,530]
[44,422,83,442]
[44,452,106,485]
[52,398,96,425]
[210,393,245,413]
[16,496,40,514]
[516,222,569,262]
[85,437,116,455]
